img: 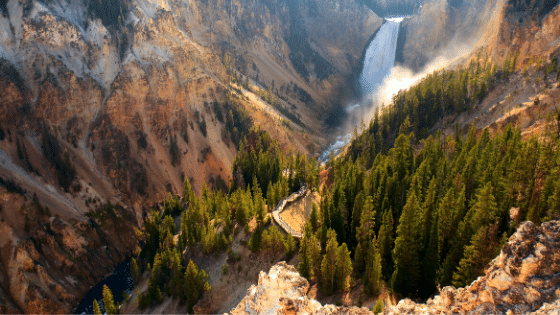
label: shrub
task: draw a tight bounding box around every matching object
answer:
[372,299,383,314]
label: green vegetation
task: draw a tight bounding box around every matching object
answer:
[130,50,560,308]
[327,120,560,299]
[347,53,510,168]
[92,299,101,315]
[224,96,253,148]
[102,285,117,315]
[133,129,317,309]
[130,257,139,282]
[372,299,383,314]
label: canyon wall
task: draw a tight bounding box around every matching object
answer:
[0,0,381,312]
[397,0,560,73]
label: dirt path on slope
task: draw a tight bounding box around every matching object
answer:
[279,191,321,235]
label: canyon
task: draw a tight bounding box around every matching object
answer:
[0,0,559,313]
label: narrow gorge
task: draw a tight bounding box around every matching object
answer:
[0,0,559,314]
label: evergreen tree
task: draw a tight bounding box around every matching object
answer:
[378,210,394,281]
[354,242,365,274]
[183,260,210,313]
[452,224,502,287]
[335,243,353,292]
[102,284,117,315]
[351,191,365,248]
[310,203,319,232]
[391,192,421,297]
[183,177,194,205]
[93,299,102,315]
[253,177,266,223]
[309,234,322,280]
[130,257,139,283]
[284,233,296,258]
[356,196,375,248]
[321,229,338,294]
[364,239,382,296]
[298,224,312,278]
[249,224,263,252]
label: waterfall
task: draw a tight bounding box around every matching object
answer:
[359,17,403,99]
[320,17,404,163]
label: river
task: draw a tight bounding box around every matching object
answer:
[73,258,134,314]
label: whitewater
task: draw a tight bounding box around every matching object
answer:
[360,17,403,99]
[320,17,403,163]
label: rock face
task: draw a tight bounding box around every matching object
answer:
[492,0,560,65]
[230,262,372,315]
[232,221,560,315]
[398,0,508,72]
[397,0,560,72]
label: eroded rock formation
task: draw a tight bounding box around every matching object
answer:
[230,262,372,315]
[232,221,560,315]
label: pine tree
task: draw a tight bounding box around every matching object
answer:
[354,242,365,273]
[130,257,139,283]
[356,196,375,248]
[378,210,394,281]
[309,234,322,280]
[310,202,319,232]
[351,191,365,248]
[470,183,499,235]
[248,224,263,252]
[93,299,102,315]
[391,191,421,297]
[102,284,117,314]
[321,229,338,294]
[420,205,439,298]
[452,224,502,287]
[298,224,312,278]
[335,243,353,292]
[284,233,296,258]
[364,239,382,296]
[253,177,266,224]
[183,177,194,204]
[183,260,210,313]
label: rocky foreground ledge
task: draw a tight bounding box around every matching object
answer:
[230,221,560,315]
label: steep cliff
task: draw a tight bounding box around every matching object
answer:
[397,0,560,72]
[397,0,508,72]
[231,221,560,315]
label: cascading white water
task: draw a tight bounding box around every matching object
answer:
[360,17,403,99]
[320,17,404,163]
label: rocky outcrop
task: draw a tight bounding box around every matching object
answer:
[230,262,372,315]
[232,221,560,315]
[382,221,560,315]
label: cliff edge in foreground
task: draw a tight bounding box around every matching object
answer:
[231,221,560,315]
